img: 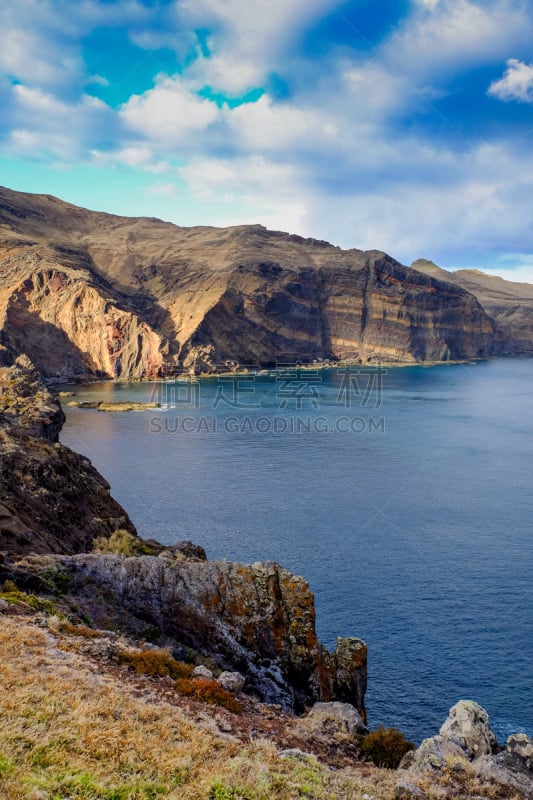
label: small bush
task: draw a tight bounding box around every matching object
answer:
[118,648,193,679]
[38,567,72,596]
[93,530,154,557]
[58,621,102,638]
[361,726,415,769]
[175,678,242,714]
[0,586,61,616]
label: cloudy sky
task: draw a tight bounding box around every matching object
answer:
[1,0,533,280]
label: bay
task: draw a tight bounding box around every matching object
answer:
[60,357,533,743]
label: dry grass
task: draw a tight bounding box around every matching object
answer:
[57,620,103,638]
[174,679,242,715]
[92,530,154,557]
[118,648,193,680]
[0,617,401,800]
[0,617,513,800]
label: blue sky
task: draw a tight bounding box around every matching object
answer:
[2,0,533,280]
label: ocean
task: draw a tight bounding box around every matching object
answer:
[60,357,533,743]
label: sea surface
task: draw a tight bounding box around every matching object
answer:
[60,358,533,744]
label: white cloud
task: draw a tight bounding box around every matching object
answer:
[413,0,441,8]
[177,0,333,93]
[178,155,308,233]
[488,58,533,102]
[2,82,117,161]
[0,26,83,89]
[227,95,338,152]
[120,76,220,144]
[179,155,298,199]
[186,53,263,96]
[387,0,532,79]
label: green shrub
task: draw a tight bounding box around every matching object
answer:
[175,678,242,714]
[361,726,415,769]
[0,584,62,616]
[118,648,193,679]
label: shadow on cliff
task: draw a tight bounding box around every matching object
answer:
[4,298,103,378]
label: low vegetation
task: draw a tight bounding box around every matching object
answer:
[93,529,155,556]
[57,620,102,638]
[0,615,510,800]
[118,647,193,679]
[0,617,402,800]
[361,726,415,768]
[0,580,61,616]
[175,678,242,714]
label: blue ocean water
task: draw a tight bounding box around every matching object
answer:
[60,358,533,744]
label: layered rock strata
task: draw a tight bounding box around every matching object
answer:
[0,186,498,378]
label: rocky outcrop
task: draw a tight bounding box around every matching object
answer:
[400,700,533,800]
[0,186,499,378]
[5,551,367,714]
[0,359,136,555]
[298,701,368,740]
[438,699,498,759]
[412,258,533,355]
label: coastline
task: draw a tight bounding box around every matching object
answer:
[48,355,492,389]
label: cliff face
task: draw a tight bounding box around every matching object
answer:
[0,358,136,554]
[412,259,533,356]
[6,551,366,715]
[0,186,497,377]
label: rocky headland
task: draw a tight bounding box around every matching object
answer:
[412,259,533,356]
[4,185,532,380]
[0,355,531,799]
[0,361,368,719]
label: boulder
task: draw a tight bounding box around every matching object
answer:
[192,665,213,680]
[475,751,533,799]
[395,781,428,800]
[439,700,498,759]
[507,732,533,768]
[407,735,470,773]
[297,701,367,740]
[217,671,245,693]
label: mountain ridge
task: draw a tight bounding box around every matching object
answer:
[0,186,530,379]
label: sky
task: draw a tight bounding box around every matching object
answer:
[1,0,533,281]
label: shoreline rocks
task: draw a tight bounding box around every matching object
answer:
[399,700,533,800]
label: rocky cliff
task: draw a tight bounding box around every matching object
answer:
[0,361,367,714]
[412,259,533,356]
[4,551,366,715]
[0,186,498,378]
[0,357,136,554]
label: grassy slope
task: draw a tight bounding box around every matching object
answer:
[0,615,397,800]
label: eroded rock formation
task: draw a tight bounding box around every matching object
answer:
[5,552,367,714]
[0,360,367,713]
